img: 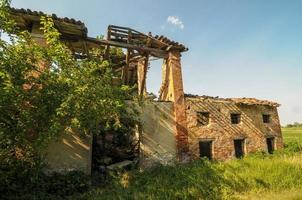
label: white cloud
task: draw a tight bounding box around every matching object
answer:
[167,16,184,30]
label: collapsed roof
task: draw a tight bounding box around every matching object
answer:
[185,94,280,107]
[10,8,188,58]
[10,8,88,39]
[10,7,279,108]
[9,7,189,94]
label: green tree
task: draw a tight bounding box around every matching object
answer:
[0,0,137,178]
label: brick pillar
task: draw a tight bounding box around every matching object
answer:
[161,50,189,162]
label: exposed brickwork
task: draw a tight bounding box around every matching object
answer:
[12,8,285,169]
[186,97,283,160]
[164,51,189,162]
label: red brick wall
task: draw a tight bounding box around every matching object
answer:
[186,97,283,160]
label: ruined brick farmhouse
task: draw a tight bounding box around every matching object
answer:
[10,8,283,174]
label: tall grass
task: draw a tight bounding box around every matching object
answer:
[10,127,300,200]
[74,127,302,200]
[75,150,302,200]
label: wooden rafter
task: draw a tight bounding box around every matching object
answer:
[10,8,188,93]
[85,37,168,58]
[139,55,149,98]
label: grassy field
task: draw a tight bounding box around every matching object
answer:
[238,126,302,200]
[282,127,302,144]
[71,127,302,200]
[238,188,302,200]
[75,153,302,200]
[13,127,301,200]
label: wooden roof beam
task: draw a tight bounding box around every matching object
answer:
[86,37,168,58]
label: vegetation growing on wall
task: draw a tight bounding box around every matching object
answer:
[1,0,302,199]
[0,0,138,198]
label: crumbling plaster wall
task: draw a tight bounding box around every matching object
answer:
[45,129,92,174]
[186,98,283,160]
[139,101,177,168]
[44,101,177,173]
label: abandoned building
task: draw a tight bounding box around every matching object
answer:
[185,95,283,160]
[9,8,283,174]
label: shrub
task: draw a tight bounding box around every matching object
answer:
[0,2,137,199]
[0,170,91,200]
[282,140,302,154]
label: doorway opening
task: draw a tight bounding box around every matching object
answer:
[199,140,213,160]
[266,137,275,154]
[234,139,245,158]
[91,120,139,178]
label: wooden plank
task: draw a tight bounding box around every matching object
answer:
[110,32,129,39]
[121,50,130,84]
[110,38,128,43]
[140,55,149,98]
[110,28,130,34]
[121,30,132,84]
[110,29,146,39]
[85,37,168,58]
[104,26,111,60]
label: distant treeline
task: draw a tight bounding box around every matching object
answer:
[285,122,302,128]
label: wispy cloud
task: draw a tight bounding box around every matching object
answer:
[167,16,184,30]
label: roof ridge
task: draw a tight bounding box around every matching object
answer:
[10,7,86,26]
[185,94,280,107]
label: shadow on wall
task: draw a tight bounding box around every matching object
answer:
[44,101,179,172]
[45,129,91,174]
[139,101,178,167]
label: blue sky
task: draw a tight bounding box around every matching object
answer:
[9,0,302,125]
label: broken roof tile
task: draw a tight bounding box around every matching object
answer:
[10,7,86,26]
[185,94,280,107]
